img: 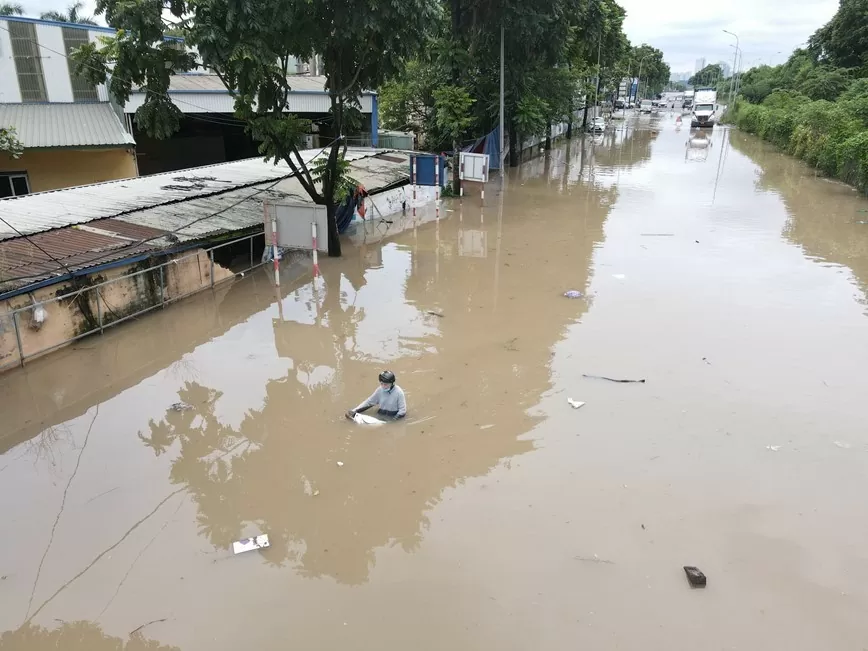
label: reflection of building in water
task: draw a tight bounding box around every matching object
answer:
[134,141,617,586]
[729,131,868,302]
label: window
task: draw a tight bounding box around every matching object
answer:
[62,27,99,102]
[0,173,31,199]
[8,21,47,103]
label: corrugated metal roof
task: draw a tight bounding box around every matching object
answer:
[0,152,334,240]
[0,148,408,241]
[164,74,373,95]
[0,149,411,292]
[0,227,159,290]
[0,103,136,149]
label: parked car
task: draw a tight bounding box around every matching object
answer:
[587,117,607,133]
[614,99,625,110]
[639,99,653,113]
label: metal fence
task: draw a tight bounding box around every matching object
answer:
[0,232,267,372]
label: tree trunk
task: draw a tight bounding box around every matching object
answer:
[452,137,460,195]
[544,120,552,150]
[325,91,342,257]
[567,97,573,139]
[582,99,589,128]
[326,201,341,257]
[508,120,518,167]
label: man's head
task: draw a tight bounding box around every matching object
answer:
[379,370,396,390]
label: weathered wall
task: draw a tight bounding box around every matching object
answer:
[0,147,137,193]
[0,249,233,369]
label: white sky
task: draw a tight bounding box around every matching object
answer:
[619,0,839,73]
[24,0,839,75]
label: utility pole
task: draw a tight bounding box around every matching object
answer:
[499,23,505,173]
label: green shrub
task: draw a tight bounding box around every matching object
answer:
[736,87,868,188]
[838,131,868,190]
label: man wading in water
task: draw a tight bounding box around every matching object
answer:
[346,371,407,421]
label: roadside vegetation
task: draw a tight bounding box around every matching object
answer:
[727,0,868,191]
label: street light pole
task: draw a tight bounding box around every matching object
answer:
[723,29,739,107]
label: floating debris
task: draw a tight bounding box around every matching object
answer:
[232,534,269,555]
[683,566,707,587]
[574,554,614,565]
[169,402,193,412]
[766,445,781,452]
[426,310,445,317]
[567,398,586,409]
[834,441,852,449]
[350,413,384,426]
[583,374,646,384]
[336,461,344,467]
[563,290,584,299]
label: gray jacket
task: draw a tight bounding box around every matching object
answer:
[355,385,407,417]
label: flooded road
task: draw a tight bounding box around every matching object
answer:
[3,113,868,650]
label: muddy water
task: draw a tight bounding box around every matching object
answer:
[2,114,868,650]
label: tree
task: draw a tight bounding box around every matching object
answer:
[1,126,24,160]
[433,85,475,184]
[625,44,668,99]
[40,2,97,24]
[75,0,438,257]
[0,3,23,15]
[689,63,723,87]
[797,66,851,101]
[808,0,868,69]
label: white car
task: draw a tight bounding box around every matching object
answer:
[587,117,606,133]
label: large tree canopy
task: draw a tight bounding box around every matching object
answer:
[77,0,438,256]
[689,64,723,88]
[808,0,868,70]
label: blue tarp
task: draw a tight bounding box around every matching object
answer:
[463,125,502,171]
[409,154,447,187]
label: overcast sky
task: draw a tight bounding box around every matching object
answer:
[25,0,839,74]
[620,0,839,73]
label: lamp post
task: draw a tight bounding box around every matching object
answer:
[723,29,739,107]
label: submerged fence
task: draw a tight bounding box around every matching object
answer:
[0,232,268,372]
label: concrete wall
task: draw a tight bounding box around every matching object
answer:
[0,249,234,370]
[0,147,138,193]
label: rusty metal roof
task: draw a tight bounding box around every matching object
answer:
[0,226,161,290]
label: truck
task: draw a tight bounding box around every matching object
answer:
[691,88,718,128]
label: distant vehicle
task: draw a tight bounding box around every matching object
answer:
[587,117,607,133]
[614,99,625,110]
[690,88,718,128]
[639,99,653,113]
[683,98,693,109]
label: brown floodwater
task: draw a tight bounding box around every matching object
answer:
[2,113,868,650]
